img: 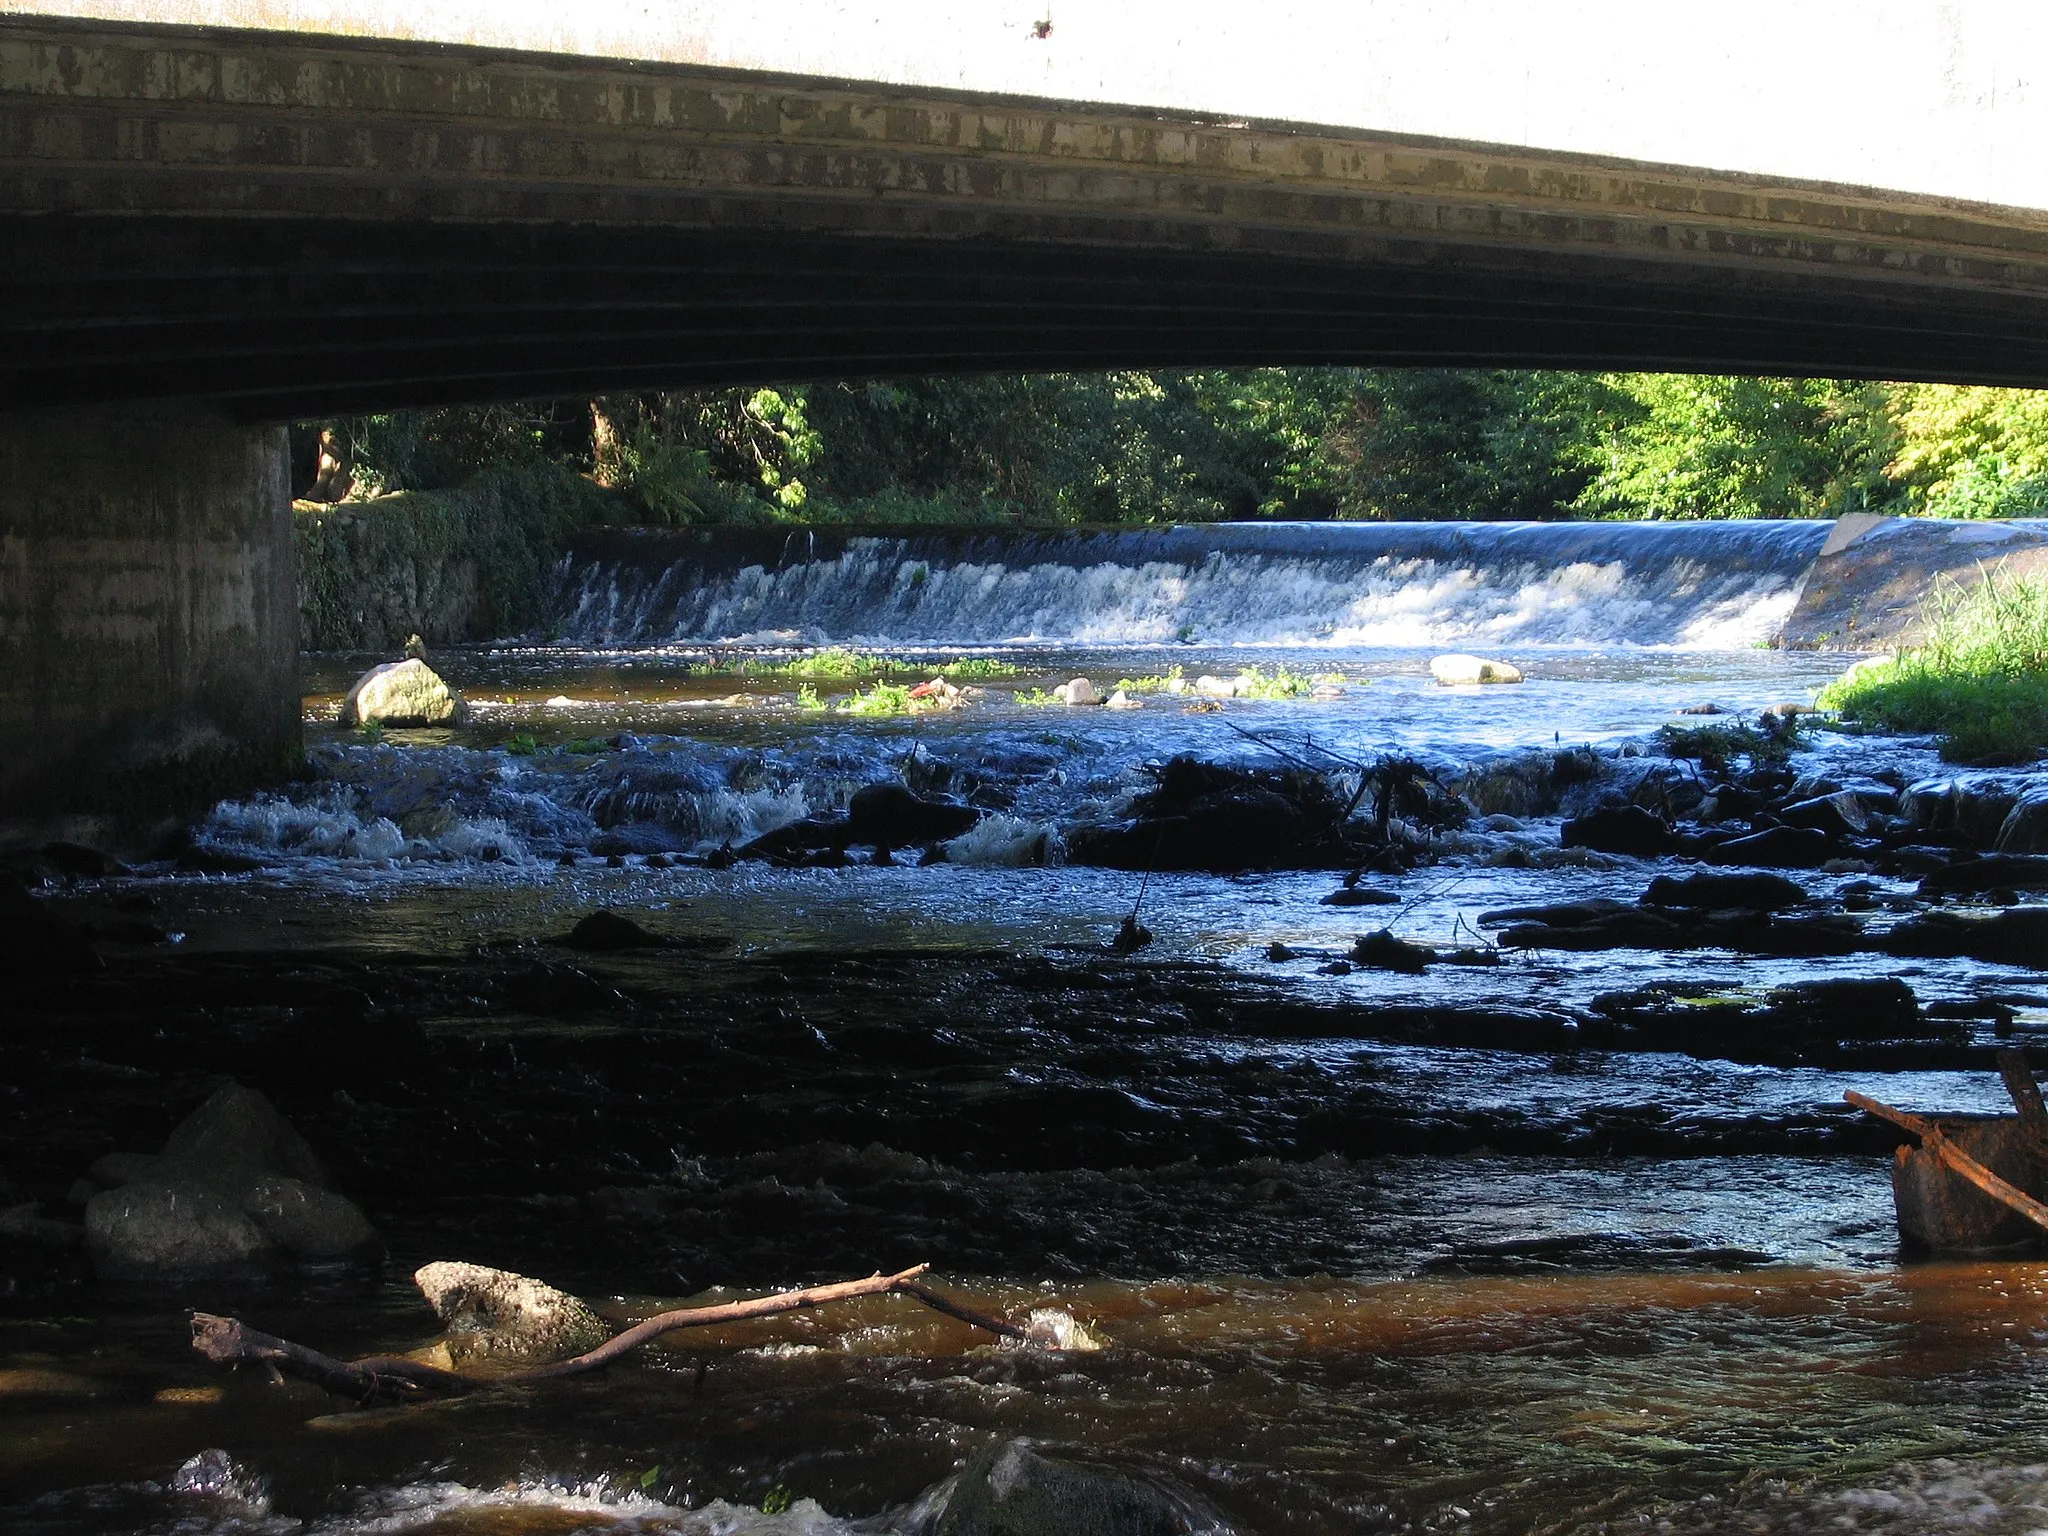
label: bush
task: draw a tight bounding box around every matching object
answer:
[1817,572,2048,763]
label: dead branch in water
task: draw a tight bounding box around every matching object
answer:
[193,1263,1035,1404]
[1846,1089,2048,1236]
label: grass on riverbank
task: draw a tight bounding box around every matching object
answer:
[1817,570,2048,763]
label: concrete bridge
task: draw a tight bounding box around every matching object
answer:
[5,1,2048,841]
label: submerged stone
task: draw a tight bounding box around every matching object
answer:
[925,1438,1213,1536]
[1641,871,1808,911]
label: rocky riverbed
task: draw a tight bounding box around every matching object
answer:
[9,638,2048,1535]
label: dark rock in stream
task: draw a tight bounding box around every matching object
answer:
[1495,908,1862,957]
[1642,871,1808,910]
[1883,905,2048,968]
[1703,825,1837,868]
[559,909,670,951]
[1560,804,1674,856]
[82,1084,378,1281]
[0,871,101,975]
[1349,929,1436,972]
[1918,854,2048,895]
[919,1438,1215,1536]
[1778,790,1873,838]
[847,782,982,850]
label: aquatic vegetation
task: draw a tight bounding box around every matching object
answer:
[503,732,540,755]
[794,684,828,712]
[1233,665,1317,699]
[1657,720,1802,773]
[356,717,385,743]
[838,682,917,716]
[1818,571,2048,762]
[1111,665,1184,693]
[1011,687,1065,707]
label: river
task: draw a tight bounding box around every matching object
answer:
[8,520,2048,1535]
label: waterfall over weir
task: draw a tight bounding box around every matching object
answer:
[558,520,1836,650]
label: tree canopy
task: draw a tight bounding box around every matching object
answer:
[299,370,2048,527]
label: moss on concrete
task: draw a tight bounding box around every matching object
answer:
[296,463,614,650]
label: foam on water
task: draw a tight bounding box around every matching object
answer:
[559,521,1833,650]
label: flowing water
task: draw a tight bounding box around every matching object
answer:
[12,520,2048,1536]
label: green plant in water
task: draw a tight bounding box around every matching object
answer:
[933,655,1023,679]
[794,683,827,712]
[562,736,613,755]
[837,681,918,716]
[1817,569,2048,763]
[1657,721,1799,774]
[1111,665,1185,694]
[1012,687,1063,706]
[760,1487,794,1516]
[1233,665,1316,700]
[768,646,876,680]
[504,732,540,756]
[356,717,385,743]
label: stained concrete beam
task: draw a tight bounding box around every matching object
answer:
[4,16,2048,413]
[0,407,300,849]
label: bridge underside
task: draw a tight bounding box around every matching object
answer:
[8,17,2048,418]
[16,217,2048,421]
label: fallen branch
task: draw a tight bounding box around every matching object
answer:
[194,1263,1036,1404]
[1846,1089,2048,1236]
[1998,1048,2048,1154]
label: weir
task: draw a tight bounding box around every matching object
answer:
[563,518,1843,652]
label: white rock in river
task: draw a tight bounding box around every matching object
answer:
[1430,654,1524,686]
[1192,674,1238,698]
[413,1260,611,1364]
[1056,677,1101,706]
[1104,690,1142,710]
[341,657,467,726]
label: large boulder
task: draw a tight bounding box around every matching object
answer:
[1431,654,1524,686]
[82,1085,377,1281]
[341,658,467,727]
[1641,871,1807,911]
[412,1260,611,1364]
[84,1184,272,1282]
[925,1439,1212,1536]
[1996,787,2048,854]
[1560,804,1673,857]
[847,782,982,849]
[1899,772,2046,848]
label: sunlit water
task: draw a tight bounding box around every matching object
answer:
[16,529,2048,1535]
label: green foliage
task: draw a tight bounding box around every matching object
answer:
[1112,666,1184,693]
[299,369,2048,541]
[1012,687,1064,706]
[1335,369,1629,521]
[1817,572,2048,763]
[760,1487,794,1516]
[1657,721,1799,774]
[1577,376,1897,520]
[836,681,919,716]
[294,462,612,649]
[1232,664,1316,699]
[356,718,384,743]
[794,683,827,712]
[504,732,541,755]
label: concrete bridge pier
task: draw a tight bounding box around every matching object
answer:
[0,408,301,853]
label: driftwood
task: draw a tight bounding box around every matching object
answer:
[1846,1089,2048,1237]
[193,1262,1036,1405]
[1998,1047,2048,1151]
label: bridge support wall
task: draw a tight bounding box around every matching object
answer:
[0,408,300,852]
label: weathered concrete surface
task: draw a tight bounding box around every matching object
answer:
[1778,517,2048,651]
[4,17,2048,415]
[0,408,300,850]
[7,3,2046,212]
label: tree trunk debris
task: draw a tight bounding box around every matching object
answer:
[1846,1089,2048,1237]
[192,1262,1035,1405]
